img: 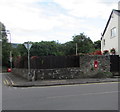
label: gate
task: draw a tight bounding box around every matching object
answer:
[110,55,119,72]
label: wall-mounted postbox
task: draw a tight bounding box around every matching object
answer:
[94,60,98,68]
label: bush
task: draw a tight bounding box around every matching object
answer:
[110,48,116,55]
[103,50,109,55]
[94,50,102,55]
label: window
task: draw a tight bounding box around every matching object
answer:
[103,39,105,46]
[111,27,116,38]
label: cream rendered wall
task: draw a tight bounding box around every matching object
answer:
[101,11,119,55]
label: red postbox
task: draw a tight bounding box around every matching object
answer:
[7,68,12,72]
[94,60,98,68]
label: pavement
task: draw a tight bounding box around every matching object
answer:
[2,72,120,87]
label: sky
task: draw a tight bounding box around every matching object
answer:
[0,0,119,43]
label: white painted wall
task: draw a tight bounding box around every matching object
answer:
[118,2,120,56]
[101,11,119,55]
[118,1,120,10]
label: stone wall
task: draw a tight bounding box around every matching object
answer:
[12,55,111,80]
[12,68,84,80]
[79,55,110,77]
[12,68,28,79]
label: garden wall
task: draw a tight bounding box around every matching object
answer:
[12,55,112,80]
[79,55,111,78]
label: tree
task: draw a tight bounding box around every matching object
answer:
[14,41,65,57]
[0,22,11,67]
[94,40,101,50]
[63,33,95,55]
[73,33,95,54]
[30,41,64,56]
[63,41,76,55]
[16,44,27,57]
[13,33,98,61]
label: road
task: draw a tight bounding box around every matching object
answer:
[2,73,119,110]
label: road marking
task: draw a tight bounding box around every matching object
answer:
[6,75,15,86]
[3,77,15,86]
[47,91,119,99]
[3,80,7,85]
[5,79,9,85]
[3,79,10,86]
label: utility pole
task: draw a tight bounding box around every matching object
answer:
[28,42,30,76]
[76,43,78,55]
[7,30,12,69]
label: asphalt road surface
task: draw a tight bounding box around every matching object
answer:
[2,74,119,110]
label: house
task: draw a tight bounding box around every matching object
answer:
[101,4,120,56]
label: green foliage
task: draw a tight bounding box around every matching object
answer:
[16,44,27,56]
[30,41,64,56]
[63,33,95,55]
[63,41,76,55]
[0,22,11,67]
[2,40,11,67]
[15,41,64,57]
[9,33,101,63]
[94,40,101,50]
[73,33,95,53]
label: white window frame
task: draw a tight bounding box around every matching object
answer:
[111,27,116,38]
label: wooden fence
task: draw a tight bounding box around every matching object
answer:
[14,55,120,73]
[15,56,80,69]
